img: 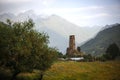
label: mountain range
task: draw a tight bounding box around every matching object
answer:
[80,23,120,56]
[0,10,102,53]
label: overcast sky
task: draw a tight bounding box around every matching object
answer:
[0,0,120,26]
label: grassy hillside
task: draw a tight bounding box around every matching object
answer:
[44,61,120,80]
[0,61,120,80]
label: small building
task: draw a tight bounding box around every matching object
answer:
[70,57,84,61]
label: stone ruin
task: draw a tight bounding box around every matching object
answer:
[66,35,83,57]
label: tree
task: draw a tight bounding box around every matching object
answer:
[83,54,94,62]
[57,52,64,58]
[0,19,58,80]
[0,22,13,66]
[105,43,120,60]
[77,47,81,52]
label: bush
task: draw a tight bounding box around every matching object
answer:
[104,43,120,60]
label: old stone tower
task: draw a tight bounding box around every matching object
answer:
[66,35,76,56]
[69,35,75,50]
[66,35,83,57]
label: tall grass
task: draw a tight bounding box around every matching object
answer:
[43,61,120,80]
[0,61,120,80]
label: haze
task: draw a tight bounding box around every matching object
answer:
[0,0,120,27]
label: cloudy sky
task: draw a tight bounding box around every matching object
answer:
[0,0,120,26]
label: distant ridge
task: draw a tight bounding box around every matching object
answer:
[80,23,120,56]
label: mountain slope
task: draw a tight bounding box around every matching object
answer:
[36,15,101,53]
[38,26,68,53]
[38,15,101,43]
[0,13,15,22]
[80,24,120,56]
[0,11,102,53]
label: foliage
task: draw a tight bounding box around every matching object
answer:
[96,43,120,61]
[83,54,94,62]
[105,43,120,60]
[57,52,64,58]
[0,19,58,80]
[77,47,81,52]
[95,56,107,62]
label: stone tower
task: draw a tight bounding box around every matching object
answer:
[66,35,83,57]
[69,35,75,50]
[66,35,76,56]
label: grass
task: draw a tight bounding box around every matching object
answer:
[43,61,120,80]
[17,71,40,80]
[0,61,120,80]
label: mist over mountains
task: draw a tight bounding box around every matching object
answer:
[0,10,102,53]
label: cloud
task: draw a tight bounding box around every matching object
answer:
[0,0,119,26]
[0,0,32,3]
[0,0,56,5]
[0,0,57,14]
[42,0,56,6]
[82,13,110,19]
[43,6,103,14]
[58,13,111,26]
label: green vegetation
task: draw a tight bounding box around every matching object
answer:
[44,61,120,80]
[0,20,58,80]
[1,61,120,80]
[97,43,120,61]
[0,20,120,80]
[83,54,95,62]
[104,43,120,60]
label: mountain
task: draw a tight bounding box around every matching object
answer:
[0,10,102,53]
[33,15,102,53]
[38,26,68,53]
[80,24,120,56]
[38,15,101,43]
[0,13,15,22]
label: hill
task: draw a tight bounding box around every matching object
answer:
[80,23,120,56]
